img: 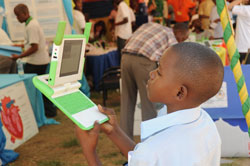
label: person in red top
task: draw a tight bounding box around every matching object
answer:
[168,0,196,24]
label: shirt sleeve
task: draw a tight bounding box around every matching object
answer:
[75,11,86,29]
[232,6,250,17]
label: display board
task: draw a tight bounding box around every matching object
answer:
[4,0,65,41]
[0,81,39,150]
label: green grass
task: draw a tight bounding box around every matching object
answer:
[61,138,79,148]
[102,152,119,158]
[37,160,63,166]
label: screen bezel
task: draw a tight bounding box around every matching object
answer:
[53,38,86,86]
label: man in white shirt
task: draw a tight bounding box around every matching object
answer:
[76,42,223,166]
[12,4,56,117]
[114,0,132,59]
[73,0,86,34]
[228,0,250,63]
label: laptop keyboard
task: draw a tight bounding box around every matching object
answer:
[54,91,95,114]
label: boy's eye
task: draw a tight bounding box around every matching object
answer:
[157,69,161,76]
[157,62,160,66]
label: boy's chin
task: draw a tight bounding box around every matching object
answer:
[147,92,156,103]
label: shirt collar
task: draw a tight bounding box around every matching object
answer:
[140,106,202,141]
[25,16,33,26]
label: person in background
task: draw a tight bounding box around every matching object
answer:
[147,0,164,23]
[168,0,196,24]
[192,19,212,41]
[228,0,250,63]
[120,22,189,139]
[76,42,223,166]
[12,4,56,117]
[89,21,107,49]
[209,0,234,39]
[198,0,215,30]
[114,0,133,60]
[209,0,224,39]
[73,0,86,34]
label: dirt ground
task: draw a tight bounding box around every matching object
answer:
[8,90,250,166]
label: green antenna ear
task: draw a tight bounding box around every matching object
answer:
[54,21,66,46]
[84,22,92,43]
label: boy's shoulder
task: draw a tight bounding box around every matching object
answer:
[130,109,221,165]
[136,109,219,154]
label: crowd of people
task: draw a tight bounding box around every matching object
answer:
[0,0,250,165]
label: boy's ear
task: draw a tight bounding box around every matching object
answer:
[176,85,187,101]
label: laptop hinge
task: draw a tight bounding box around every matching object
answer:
[51,81,81,98]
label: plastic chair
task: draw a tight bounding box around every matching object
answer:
[98,66,121,106]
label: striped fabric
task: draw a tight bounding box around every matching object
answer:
[216,0,250,136]
[122,22,177,62]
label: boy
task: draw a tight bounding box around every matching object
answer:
[76,42,223,165]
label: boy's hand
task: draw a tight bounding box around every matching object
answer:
[97,105,118,135]
[98,105,136,159]
[75,121,100,153]
[75,122,102,165]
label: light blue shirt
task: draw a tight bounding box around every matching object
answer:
[128,107,221,166]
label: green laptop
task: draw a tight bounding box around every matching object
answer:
[33,21,109,130]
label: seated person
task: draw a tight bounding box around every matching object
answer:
[89,21,107,49]
[76,42,223,165]
[192,19,212,41]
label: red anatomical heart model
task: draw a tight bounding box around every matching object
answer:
[0,96,23,143]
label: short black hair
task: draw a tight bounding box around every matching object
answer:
[173,23,189,33]
[14,4,29,15]
[170,42,224,104]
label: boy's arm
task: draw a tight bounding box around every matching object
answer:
[98,105,136,159]
[11,43,38,60]
[75,122,102,166]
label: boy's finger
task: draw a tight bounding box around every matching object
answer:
[98,104,115,115]
[90,121,100,135]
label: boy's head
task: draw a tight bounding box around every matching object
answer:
[173,23,189,43]
[14,4,30,23]
[147,42,224,113]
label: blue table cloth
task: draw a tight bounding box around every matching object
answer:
[0,74,59,164]
[204,65,250,132]
[86,50,120,91]
[0,46,22,57]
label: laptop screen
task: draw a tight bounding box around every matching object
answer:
[59,40,83,77]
